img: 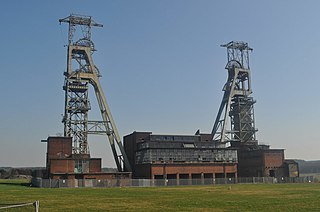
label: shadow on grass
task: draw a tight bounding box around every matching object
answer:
[0,181,31,187]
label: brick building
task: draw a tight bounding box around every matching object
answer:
[233,143,299,178]
[42,135,298,181]
[43,136,131,180]
[124,132,298,179]
[124,132,238,180]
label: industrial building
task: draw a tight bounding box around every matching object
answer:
[37,14,132,182]
[236,145,298,178]
[123,41,299,179]
[43,136,130,181]
[35,15,298,185]
[123,133,298,179]
[124,132,237,179]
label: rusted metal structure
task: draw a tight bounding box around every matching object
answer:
[59,14,131,172]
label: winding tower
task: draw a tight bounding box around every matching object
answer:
[60,14,131,172]
[212,41,258,148]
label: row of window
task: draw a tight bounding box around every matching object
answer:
[135,149,237,164]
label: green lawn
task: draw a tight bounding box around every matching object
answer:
[1,179,320,211]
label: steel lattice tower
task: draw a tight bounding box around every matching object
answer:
[212,41,258,147]
[60,14,131,172]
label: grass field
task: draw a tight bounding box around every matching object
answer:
[1,180,320,211]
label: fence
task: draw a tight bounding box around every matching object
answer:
[0,201,39,211]
[32,176,314,188]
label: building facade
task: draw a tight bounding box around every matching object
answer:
[124,132,238,180]
[233,143,299,178]
[42,137,131,180]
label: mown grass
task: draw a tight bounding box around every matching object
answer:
[1,179,320,211]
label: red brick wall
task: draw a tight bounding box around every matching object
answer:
[135,163,237,179]
[47,137,72,159]
[51,173,132,180]
[84,174,114,180]
[89,159,101,172]
[263,150,284,168]
[50,159,74,173]
[237,149,286,177]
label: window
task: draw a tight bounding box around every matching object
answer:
[183,143,195,148]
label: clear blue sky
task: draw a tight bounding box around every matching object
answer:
[1,0,319,167]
